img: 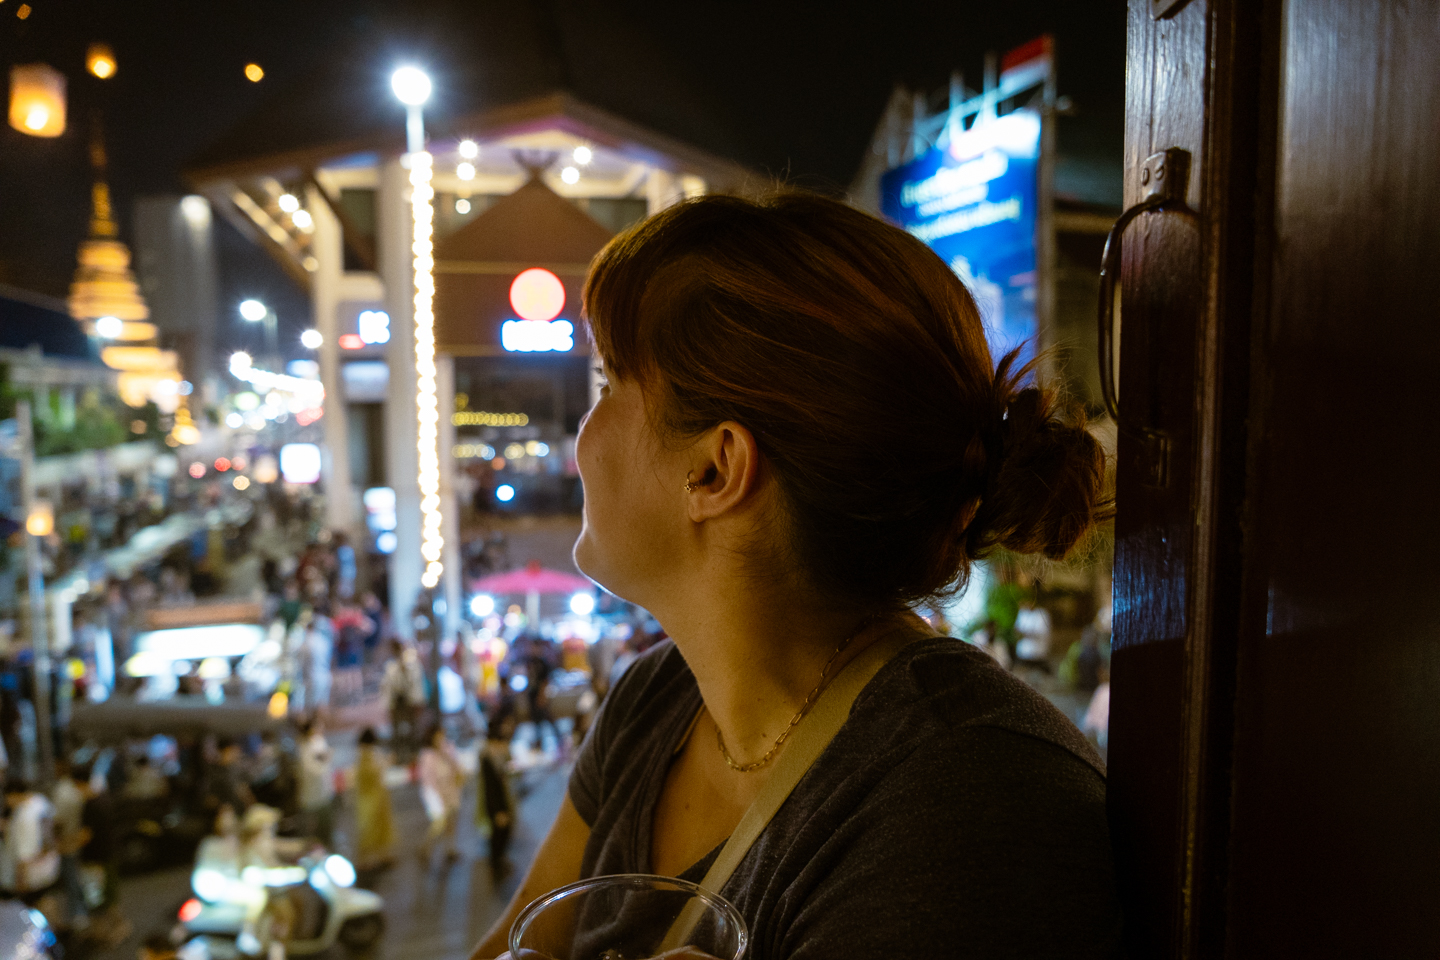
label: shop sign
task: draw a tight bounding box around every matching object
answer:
[882,109,1041,367]
[501,318,575,353]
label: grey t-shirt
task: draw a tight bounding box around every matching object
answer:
[570,636,1121,960]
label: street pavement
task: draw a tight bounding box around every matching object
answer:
[92,747,571,960]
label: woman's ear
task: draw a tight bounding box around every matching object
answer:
[685,421,763,522]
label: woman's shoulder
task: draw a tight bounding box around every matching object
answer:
[858,635,1105,778]
[742,637,1119,959]
[570,640,697,827]
[584,639,696,752]
[603,639,693,714]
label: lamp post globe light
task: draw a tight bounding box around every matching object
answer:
[391,66,431,155]
[391,66,431,106]
[393,65,444,591]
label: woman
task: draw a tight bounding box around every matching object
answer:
[296,718,334,846]
[472,194,1118,958]
[352,728,395,869]
[476,713,518,879]
[417,724,464,863]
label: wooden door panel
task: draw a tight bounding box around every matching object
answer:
[1222,1,1440,954]
[1115,0,1440,954]
[1109,1,1208,954]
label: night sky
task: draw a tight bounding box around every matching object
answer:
[0,0,1124,355]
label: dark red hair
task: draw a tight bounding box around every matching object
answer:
[584,193,1106,607]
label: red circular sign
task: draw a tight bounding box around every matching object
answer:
[509,268,566,322]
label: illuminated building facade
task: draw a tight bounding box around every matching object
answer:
[851,36,1123,411]
[187,31,754,636]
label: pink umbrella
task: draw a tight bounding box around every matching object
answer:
[471,561,592,595]
[471,561,593,625]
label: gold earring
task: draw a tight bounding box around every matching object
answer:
[684,471,700,493]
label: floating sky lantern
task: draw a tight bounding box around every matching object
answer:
[9,63,66,138]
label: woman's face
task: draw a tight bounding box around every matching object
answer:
[572,364,688,607]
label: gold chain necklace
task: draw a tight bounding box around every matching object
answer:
[715,622,868,773]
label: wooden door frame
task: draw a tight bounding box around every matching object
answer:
[1112,1,1282,955]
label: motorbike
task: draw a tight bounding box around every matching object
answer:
[178,836,383,956]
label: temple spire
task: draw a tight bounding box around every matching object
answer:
[67,109,185,423]
[87,121,118,239]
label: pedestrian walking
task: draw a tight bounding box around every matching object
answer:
[352,728,395,870]
[52,762,88,929]
[203,738,254,816]
[519,637,559,752]
[124,755,170,801]
[1,779,59,900]
[417,725,463,863]
[1014,599,1054,668]
[359,592,387,662]
[301,615,333,714]
[330,602,372,707]
[333,531,357,600]
[587,632,618,703]
[297,719,335,846]
[78,765,126,939]
[381,640,426,760]
[477,715,516,879]
[277,580,304,632]
[52,759,88,926]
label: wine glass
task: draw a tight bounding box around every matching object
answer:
[509,873,748,960]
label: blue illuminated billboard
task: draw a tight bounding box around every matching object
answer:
[881,109,1041,367]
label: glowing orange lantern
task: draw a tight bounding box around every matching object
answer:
[9,63,66,138]
[86,44,116,80]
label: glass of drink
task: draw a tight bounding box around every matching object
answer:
[509,874,748,960]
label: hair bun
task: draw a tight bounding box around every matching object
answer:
[1001,387,1045,458]
[966,381,1108,561]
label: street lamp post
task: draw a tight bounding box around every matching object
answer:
[390,63,448,698]
[392,66,444,596]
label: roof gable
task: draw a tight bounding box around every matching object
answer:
[435,176,613,264]
[433,177,613,354]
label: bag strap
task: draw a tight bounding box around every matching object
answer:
[660,625,928,951]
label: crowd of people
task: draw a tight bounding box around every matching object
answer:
[0,760,127,947]
[0,455,733,958]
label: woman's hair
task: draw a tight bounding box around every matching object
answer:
[584,192,1107,608]
[359,727,378,746]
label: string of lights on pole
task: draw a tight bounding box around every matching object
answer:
[393,65,445,590]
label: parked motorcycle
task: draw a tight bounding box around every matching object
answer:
[178,833,383,956]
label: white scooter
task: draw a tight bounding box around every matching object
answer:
[178,811,384,956]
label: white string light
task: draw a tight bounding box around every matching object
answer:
[410,151,444,589]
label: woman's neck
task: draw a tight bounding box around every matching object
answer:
[654,583,917,765]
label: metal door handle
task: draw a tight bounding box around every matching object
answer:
[1097,148,1193,428]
